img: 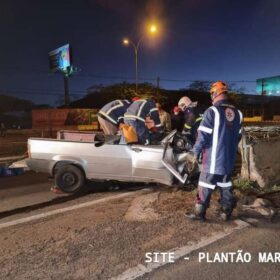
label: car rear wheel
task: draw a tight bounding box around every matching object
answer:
[55,165,85,193]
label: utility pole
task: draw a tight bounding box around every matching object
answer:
[156,76,160,96]
[62,66,76,107]
[63,74,70,107]
[123,38,142,94]
[135,47,138,93]
[49,44,74,107]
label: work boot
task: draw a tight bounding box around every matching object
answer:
[185,213,206,221]
[220,212,230,221]
[220,206,232,221]
[185,203,206,221]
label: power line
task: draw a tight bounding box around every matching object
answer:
[0,66,257,83]
[71,73,257,83]
[0,75,256,102]
[0,78,255,98]
[0,87,86,94]
[0,90,85,97]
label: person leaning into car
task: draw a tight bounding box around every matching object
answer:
[97,99,131,135]
[123,98,164,145]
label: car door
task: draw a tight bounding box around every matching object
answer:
[130,144,172,184]
[86,142,133,180]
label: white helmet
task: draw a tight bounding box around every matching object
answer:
[178,96,197,111]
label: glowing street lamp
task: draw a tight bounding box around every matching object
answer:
[123,39,129,45]
[150,25,157,33]
[123,24,158,93]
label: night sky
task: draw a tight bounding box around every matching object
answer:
[1,0,280,105]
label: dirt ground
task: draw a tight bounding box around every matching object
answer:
[0,187,241,280]
[253,139,280,188]
[0,170,279,280]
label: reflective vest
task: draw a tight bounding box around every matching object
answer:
[124,99,163,130]
[98,99,130,126]
[183,106,203,144]
[192,100,243,175]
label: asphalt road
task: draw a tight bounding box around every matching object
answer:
[0,172,55,216]
[0,172,279,280]
[141,221,280,280]
[0,171,129,222]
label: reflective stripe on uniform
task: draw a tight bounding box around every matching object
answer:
[217,181,232,187]
[98,111,118,125]
[237,110,243,124]
[185,117,202,130]
[221,103,235,109]
[137,100,147,117]
[198,181,216,189]
[106,100,123,115]
[150,107,161,126]
[210,106,220,174]
[198,125,213,134]
[238,110,243,134]
[150,108,158,113]
[124,114,145,122]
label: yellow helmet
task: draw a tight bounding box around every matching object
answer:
[210,81,228,96]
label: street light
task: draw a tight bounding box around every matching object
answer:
[123,24,158,93]
[123,39,129,45]
[150,25,157,33]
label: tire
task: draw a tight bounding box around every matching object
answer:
[54,165,85,194]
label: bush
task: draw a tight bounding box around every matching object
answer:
[233,178,257,193]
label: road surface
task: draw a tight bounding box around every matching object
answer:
[0,172,279,280]
[141,221,280,280]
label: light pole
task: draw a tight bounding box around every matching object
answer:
[123,37,142,93]
[123,24,158,94]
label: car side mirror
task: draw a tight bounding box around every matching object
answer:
[94,142,104,147]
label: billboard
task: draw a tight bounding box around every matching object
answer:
[256,75,280,96]
[49,44,71,72]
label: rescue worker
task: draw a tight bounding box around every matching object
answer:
[171,106,185,131]
[186,81,243,221]
[123,98,163,145]
[156,102,171,132]
[97,99,130,135]
[178,96,203,144]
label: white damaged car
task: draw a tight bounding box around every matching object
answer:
[26,130,199,193]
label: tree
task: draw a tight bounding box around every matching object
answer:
[227,83,247,106]
[0,94,34,113]
[188,80,212,92]
[74,82,167,108]
[87,82,158,99]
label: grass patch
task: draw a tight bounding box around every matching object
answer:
[233,178,258,193]
[271,185,280,192]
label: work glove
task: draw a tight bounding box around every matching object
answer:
[185,151,198,172]
[185,151,197,163]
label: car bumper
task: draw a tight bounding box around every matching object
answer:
[26,158,56,175]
